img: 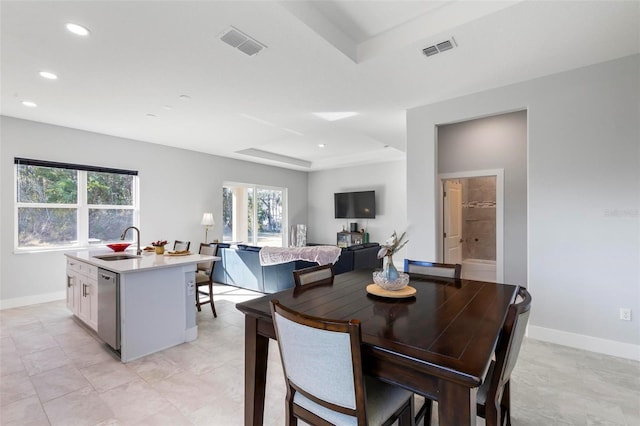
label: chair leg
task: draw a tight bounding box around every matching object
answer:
[502,380,511,426]
[397,398,413,426]
[415,397,433,426]
[209,282,217,318]
[195,287,202,311]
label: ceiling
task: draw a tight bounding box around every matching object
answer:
[2,1,638,171]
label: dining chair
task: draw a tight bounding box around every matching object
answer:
[419,286,532,426]
[195,243,218,318]
[270,299,414,426]
[403,259,461,279]
[292,263,335,287]
[173,240,190,252]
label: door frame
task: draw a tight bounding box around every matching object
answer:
[438,169,504,283]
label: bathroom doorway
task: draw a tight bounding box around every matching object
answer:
[439,170,504,282]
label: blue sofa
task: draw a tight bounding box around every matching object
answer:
[213,243,381,293]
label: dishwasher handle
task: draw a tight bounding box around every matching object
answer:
[100,273,112,280]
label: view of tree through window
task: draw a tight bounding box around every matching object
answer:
[15,161,138,249]
[223,183,286,247]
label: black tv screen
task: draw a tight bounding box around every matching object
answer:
[334,191,376,219]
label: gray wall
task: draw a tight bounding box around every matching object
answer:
[0,116,308,306]
[438,111,527,286]
[307,160,407,263]
[407,54,640,355]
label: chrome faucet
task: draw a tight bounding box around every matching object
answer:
[121,226,141,255]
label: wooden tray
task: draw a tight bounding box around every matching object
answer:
[366,284,416,299]
[164,251,191,256]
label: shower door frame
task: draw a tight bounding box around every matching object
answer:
[438,169,504,283]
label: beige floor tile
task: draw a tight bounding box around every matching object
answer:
[134,405,194,426]
[151,370,221,415]
[13,332,59,356]
[63,339,118,369]
[98,379,169,423]
[30,364,91,402]
[125,352,183,384]
[43,386,114,426]
[0,371,37,407]
[0,395,50,426]
[21,346,71,376]
[79,359,139,392]
[0,351,26,377]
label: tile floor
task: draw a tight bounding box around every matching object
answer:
[1,284,639,426]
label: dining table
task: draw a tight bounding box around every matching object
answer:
[236,268,519,426]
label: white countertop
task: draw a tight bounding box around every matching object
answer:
[65,249,218,274]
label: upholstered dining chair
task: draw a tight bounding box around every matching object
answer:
[173,240,191,252]
[403,259,461,279]
[195,243,218,318]
[292,263,335,288]
[419,287,532,426]
[270,300,414,426]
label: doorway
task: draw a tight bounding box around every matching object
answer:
[439,170,504,282]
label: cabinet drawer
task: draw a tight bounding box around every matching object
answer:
[67,259,98,279]
[83,263,98,279]
[67,258,83,274]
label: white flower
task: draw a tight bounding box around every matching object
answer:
[377,231,408,259]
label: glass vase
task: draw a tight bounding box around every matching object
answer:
[383,255,400,281]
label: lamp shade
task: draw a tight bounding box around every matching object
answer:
[201,212,215,226]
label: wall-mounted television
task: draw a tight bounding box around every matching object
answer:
[334,191,376,219]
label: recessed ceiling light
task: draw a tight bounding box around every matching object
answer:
[39,71,58,80]
[318,144,326,148]
[22,101,37,107]
[313,112,359,122]
[178,94,191,101]
[66,23,90,36]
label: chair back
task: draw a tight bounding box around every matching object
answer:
[174,240,191,252]
[484,287,532,417]
[197,243,218,273]
[293,263,335,287]
[497,287,532,383]
[270,300,367,421]
[404,259,461,279]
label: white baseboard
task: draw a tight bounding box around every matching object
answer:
[0,291,65,310]
[528,325,640,361]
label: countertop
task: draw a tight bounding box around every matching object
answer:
[65,249,218,274]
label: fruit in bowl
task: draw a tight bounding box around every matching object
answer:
[107,243,131,252]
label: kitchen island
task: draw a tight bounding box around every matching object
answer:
[65,249,217,362]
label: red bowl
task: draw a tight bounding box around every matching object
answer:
[107,243,131,252]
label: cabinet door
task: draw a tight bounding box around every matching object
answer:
[66,273,80,313]
[78,277,98,331]
[87,278,98,331]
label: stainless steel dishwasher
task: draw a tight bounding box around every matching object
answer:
[98,268,120,350]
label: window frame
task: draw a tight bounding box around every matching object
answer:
[223,181,288,247]
[13,158,139,253]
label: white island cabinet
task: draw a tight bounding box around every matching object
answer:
[64,250,217,363]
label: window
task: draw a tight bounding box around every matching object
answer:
[15,158,138,250]
[223,183,286,247]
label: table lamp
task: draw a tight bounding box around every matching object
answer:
[201,212,215,243]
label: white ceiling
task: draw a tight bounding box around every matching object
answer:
[2,1,638,171]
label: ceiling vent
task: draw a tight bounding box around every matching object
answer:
[220,26,267,57]
[422,37,457,57]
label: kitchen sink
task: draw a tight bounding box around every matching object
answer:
[94,254,141,261]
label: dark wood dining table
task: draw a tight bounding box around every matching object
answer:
[236,269,519,426]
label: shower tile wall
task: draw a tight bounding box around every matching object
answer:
[462,177,496,261]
